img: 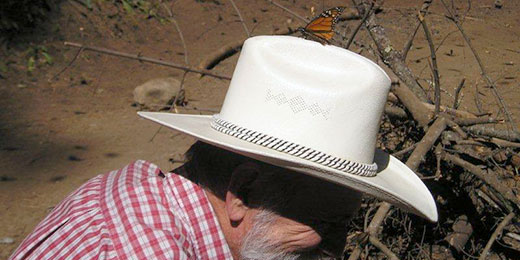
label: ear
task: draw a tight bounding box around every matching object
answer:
[225,191,248,223]
[225,162,261,223]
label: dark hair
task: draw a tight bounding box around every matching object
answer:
[175,141,361,219]
[174,141,258,199]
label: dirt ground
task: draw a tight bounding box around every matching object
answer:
[1,0,519,258]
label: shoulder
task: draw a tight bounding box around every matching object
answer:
[10,160,195,260]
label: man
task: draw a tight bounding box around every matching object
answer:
[11,36,437,259]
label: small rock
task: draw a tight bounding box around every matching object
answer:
[133,77,182,110]
[17,83,27,88]
[445,215,473,252]
[0,237,14,244]
[494,0,503,9]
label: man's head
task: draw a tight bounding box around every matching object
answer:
[176,141,362,259]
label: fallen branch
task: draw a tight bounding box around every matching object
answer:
[487,137,520,148]
[63,42,232,80]
[198,40,244,70]
[463,125,520,142]
[478,212,515,260]
[454,116,499,126]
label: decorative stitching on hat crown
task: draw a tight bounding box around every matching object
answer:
[210,116,378,177]
[265,89,332,119]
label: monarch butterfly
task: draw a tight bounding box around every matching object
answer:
[298,6,346,44]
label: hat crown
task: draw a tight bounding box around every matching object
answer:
[219,36,391,164]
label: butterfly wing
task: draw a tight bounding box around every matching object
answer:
[303,7,345,42]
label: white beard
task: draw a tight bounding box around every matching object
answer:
[239,210,332,260]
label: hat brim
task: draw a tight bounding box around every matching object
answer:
[138,112,438,222]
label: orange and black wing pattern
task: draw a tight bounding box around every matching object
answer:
[299,6,345,43]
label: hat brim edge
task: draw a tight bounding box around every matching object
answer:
[138,111,438,222]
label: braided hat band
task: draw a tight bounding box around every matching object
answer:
[210,116,378,177]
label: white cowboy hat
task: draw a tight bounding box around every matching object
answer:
[138,36,438,222]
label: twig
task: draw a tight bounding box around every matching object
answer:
[63,42,232,80]
[454,116,499,126]
[168,12,189,113]
[345,2,374,49]
[422,102,476,119]
[402,22,421,62]
[478,213,515,260]
[392,143,418,157]
[369,236,400,260]
[434,144,443,180]
[228,0,250,37]
[265,0,309,23]
[445,117,468,139]
[453,78,466,109]
[150,4,191,142]
[402,0,433,61]
[49,46,84,82]
[419,12,440,114]
[441,0,517,132]
[474,82,484,114]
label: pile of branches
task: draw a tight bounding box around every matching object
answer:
[337,0,520,259]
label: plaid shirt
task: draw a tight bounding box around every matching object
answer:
[10,160,233,260]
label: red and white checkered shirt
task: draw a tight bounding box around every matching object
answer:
[10,160,233,260]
